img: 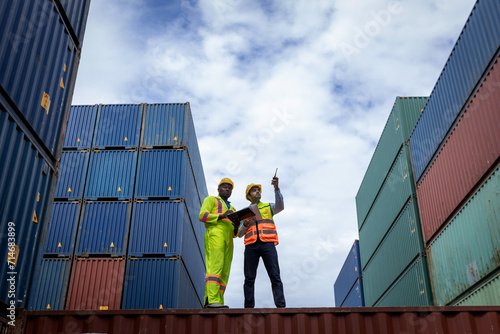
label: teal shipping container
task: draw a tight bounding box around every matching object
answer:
[374,256,433,307]
[28,258,72,311]
[453,271,500,306]
[362,198,426,306]
[427,165,500,306]
[356,97,428,228]
[359,145,416,267]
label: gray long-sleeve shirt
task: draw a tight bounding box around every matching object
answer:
[238,188,284,238]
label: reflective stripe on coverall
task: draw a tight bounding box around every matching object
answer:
[199,195,236,305]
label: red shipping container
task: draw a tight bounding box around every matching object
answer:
[417,55,500,244]
[66,258,125,310]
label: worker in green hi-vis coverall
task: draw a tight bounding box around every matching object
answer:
[199,178,237,308]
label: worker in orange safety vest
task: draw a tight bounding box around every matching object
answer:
[238,176,286,308]
[199,178,237,308]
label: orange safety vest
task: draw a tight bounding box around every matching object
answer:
[244,202,279,246]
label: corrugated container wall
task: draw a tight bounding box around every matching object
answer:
[22,307,500,334]
[340,279,365,307]
[54,151,90,199]
[410,0,500,182]
[454,271,500,306]
[359,145,416,268]
[0,0,78,156]
[427,165,500,306]
[93,104,143,149]
[0,109,55,307]
[75,201,132,257]
[62,105,98,149]
[417,55,500,244]
[141,103,208,200]
[122,258,202,309]
[334,240,362,307]
[66,258,125,310]
[0,0,90,308]
[362,198,426,306]
[28,258,72,311]
[374,256,433,307]
[356,97,428,227]
[84,150,138,199]
[28,102,208,311]
[43,202,82,256]
[128,200,205,293]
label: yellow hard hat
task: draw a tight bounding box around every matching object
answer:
[218,177,234,189]
[245,183,262,201]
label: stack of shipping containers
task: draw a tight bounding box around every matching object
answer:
[28,103,208,310]
[0,0,90,315]
[356,96,433,307]
[334,240,364,307]
[409,0,500,306]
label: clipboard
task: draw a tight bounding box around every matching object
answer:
[227,204,261,222]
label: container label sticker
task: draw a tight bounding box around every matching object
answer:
[58,242,62,248]
[41,92,51,114]
[46,304,51,310]
[124,137,128,142]
[163,242,168,247]
[110,242,115,247]
[118,187,122,192]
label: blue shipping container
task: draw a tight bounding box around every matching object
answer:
[135,149,205,247]
[128,200,205,300]
[0,108,55,307]
[122,258,202,309]
[55,151,90,199]
[43,201,82,256]
[28,258,72,310]
[141,103,208,202]
[334,240,362,307]
[63,105,98,149]
[340,278,365,307]
[0,0,78,157]
[56,0,91,44]
[410,0,500,182]
[75,201,132,257]
[85,149,138,200]
[93,104,143,148]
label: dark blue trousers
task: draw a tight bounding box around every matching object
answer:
[243,239,286,308]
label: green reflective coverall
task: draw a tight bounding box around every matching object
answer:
[199,195,236,305]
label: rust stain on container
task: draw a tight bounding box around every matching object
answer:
[21,307,500,334]
[65,258,125,310]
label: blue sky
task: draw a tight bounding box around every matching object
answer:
[72,0,476,308]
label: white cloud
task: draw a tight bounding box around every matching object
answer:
[72,0,477,308]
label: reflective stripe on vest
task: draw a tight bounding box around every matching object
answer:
[244,218,279,246]
[201,212,210,223]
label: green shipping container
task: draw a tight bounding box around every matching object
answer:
[453,271,500,306]
[359,145,416,268]
[356,97,428,229]
[427,165,500,306]
[374,256,433,307]
[362,198,426,306]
